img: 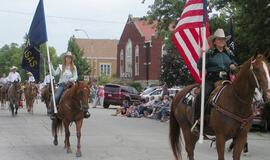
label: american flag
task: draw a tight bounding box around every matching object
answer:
[173,0,210,83]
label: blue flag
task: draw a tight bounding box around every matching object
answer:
[28,0,47,46]
[22,0,47,82]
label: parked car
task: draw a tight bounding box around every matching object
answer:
[142,88,181,101]
[140,86,160,99]
[103,84,141,108]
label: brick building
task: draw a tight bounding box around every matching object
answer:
[117,16,163,86]
[75,38,118,79]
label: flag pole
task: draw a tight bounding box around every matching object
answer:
[198,26,207,144]
[45,43,57,114]
[199,0,208,144]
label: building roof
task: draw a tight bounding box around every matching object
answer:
[75,38,118,58]
[132,18,158,42]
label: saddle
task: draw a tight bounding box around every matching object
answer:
[182,80,232,127]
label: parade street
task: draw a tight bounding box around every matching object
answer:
[0,102,269,160]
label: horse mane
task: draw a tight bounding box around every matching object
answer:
[64,83,80,99]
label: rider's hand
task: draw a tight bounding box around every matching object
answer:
[229,64,237,70]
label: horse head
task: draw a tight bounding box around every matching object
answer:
[248,51,270,102]
[74,81,92,111]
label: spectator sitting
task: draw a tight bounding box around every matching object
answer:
[126,102,141,118]
[142,96,155,117]
[157,95,171,122]
[111,100,129,116]
[148,96,170,119]
[147,97,163,118]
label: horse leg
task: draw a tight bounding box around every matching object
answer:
[75,119,83,157]
[10,103,14,116]
[232,133,248,160]
[181,126,198,160]
[215,134,226,160]
[64,122,72,153]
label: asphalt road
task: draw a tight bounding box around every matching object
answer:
[0,101,269,160]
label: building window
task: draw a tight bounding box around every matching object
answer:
[100,63,111,77]
[125,39,132,77]
[120,49,124,76]
[135,45,139,76]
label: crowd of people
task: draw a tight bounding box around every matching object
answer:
[111,95,172,122]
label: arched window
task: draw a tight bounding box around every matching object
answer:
[125,39,132,77]
[120,49,124,76]
[135,45,139,76]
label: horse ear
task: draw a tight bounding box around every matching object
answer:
[266,49,270,59]
[253,50,261,59]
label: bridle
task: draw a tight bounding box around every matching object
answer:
[250,62,265,103]
[79,86,90,110]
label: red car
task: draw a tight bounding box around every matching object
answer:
[103,84,141,108]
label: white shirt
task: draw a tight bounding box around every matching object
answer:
[28,76,35,83]
[7,72,21,82]
[44,74,54,84]
[51,65,78,84]
[0,77,7,84]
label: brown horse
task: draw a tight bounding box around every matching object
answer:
[52,81,91,157]
[170,53,270,160]
[24,83,38,113]
[0,84,7,108]
[8,81,22,116]
[41,84,54,115]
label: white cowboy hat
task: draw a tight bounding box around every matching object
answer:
[212,28,227,41]
[10,66,17,70]
[64,51,73,58]
[27,72,33,76]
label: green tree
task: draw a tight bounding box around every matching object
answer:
[67,36,90,80]
[160,49,194,87]
[0,43,27,80]
[39,44,58,80]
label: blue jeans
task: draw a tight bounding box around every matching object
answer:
[55,85,65,105]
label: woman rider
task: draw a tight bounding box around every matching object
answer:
[50,51,90,119]
[195,28,237,121]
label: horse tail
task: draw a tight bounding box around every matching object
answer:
[169,84,198,160]
[169,96,181,160]
[52,117,63,136]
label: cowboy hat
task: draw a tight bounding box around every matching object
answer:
[64,51,73,58]
[10,66,17,70]
[211,28,227,41]
[27,72,33,76]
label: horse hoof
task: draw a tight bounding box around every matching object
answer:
[53,140,58,146]
[76,151,82,157]
[67,148,72,153]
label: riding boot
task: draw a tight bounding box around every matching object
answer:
[83,110,91,118]
[50,101,57,120]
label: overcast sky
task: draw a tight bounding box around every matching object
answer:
[0,0,154,55]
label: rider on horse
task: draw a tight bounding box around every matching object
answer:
[7,66,21,83]
[0,73,8,89]
[195,28,238,121]
[27,72,35,83]
[43,70,54,85]
[50,51,90,119]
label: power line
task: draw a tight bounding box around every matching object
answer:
[0,9,125,24]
